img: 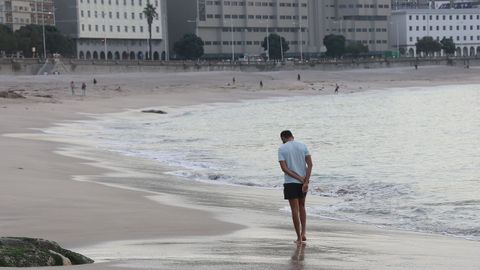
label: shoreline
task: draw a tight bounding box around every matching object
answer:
[1,67,480,269]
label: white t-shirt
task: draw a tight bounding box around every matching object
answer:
[278,140,310,184]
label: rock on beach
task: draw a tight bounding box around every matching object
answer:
[0,237,94,267]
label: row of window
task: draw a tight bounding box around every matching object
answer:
[80,0,158,7]
[0,5,51,13]
[327,28,388,33]
[81,23,160,33]
[11,5,30,12]
[221,27,306,32]
[338,4,390,9]
[206,1,307,8]
[358,40,388,44]
[81,10,159,21]
[78,39,160,45]
[203,40,306,46]
[0,4,52,13]
[409,25,480,31]
[0,17,50,24]
[206,14,307,20]
[326,3,389,9]
[409,35,480,42]
[408,14,480,21]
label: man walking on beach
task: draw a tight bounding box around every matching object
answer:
[70,81,75,95]
[81,82,86,96]
[278,130,312,245]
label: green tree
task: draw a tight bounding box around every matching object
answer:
[14,25,74,58]
[261,33,289,60]
[173,34,204,60]
[0,25,17,54]
[416,36,441,56]
[143,1,158,60]
[45,26,75,57]
[323,34,346,58]
[440,37,456,56]
[14,25,43,57]
[345,41,369,57]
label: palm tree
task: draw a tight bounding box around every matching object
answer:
[143,1,158,60]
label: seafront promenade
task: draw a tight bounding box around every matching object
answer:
[0,56,477,75]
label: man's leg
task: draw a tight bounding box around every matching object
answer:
[299,198,307,241]
[288,199,302,243]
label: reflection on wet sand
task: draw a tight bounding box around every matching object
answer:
[290,243,305,270]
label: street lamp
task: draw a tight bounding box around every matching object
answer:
[224,19,234,62]
[279,35,284,62]
[260,20,270,61]
[161,0,169,61]
[293,21,303,62]
[390,21,400,56]
[102,3,107,61]
[37,0,47,60]
[333,20,343,34]
[186,19,198,36]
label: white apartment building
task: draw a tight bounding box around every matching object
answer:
[54,0,166,60]
[391,8,480,56]
[0,0,55,31]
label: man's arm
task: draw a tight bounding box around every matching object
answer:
[279,161,305,183]
[302,155,313,192]
[304,155,313,184]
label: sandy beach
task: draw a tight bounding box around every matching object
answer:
[1,66,480,269]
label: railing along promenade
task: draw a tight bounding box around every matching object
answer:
[0,56,477,75]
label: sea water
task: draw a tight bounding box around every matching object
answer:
[44,85,480,240]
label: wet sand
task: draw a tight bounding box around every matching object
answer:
[1,67,480,269]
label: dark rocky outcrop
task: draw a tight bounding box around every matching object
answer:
[141,109,167,114]
[0,237,94,267]
[0,91,25,99]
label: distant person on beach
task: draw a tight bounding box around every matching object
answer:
[93,78,97,85]
[81,82,86,96]
[260,80,263,88]
[278,130,313,245]
[297,74,301,81]
[70,81,75,95]
[334,84,339,94]
[232,77,236,84]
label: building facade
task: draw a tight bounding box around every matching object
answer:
[0,0,54,31]
[167,0,392,59]
[54,0,166,60]
[390,8,480,56]
[391,0,432,10]
[310,0,392,54]
[167,0,309,59]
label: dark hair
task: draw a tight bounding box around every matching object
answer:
[280,130,293,139]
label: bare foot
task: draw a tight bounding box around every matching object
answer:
[302,235,307,242]
[294,239,305,245]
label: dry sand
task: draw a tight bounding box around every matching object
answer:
[1,66,480,269]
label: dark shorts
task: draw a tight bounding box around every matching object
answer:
[284,183,307,200]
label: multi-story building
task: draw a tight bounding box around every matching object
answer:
[309,0,392,54]
[390,8,480,56]
[167,0,310,59]
[167,0,391,59]
[0,0,54,31]
[54,0,167,60]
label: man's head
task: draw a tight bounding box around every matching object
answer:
[280,130,294,144]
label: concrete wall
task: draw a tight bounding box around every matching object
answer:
[1,57,477,75]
